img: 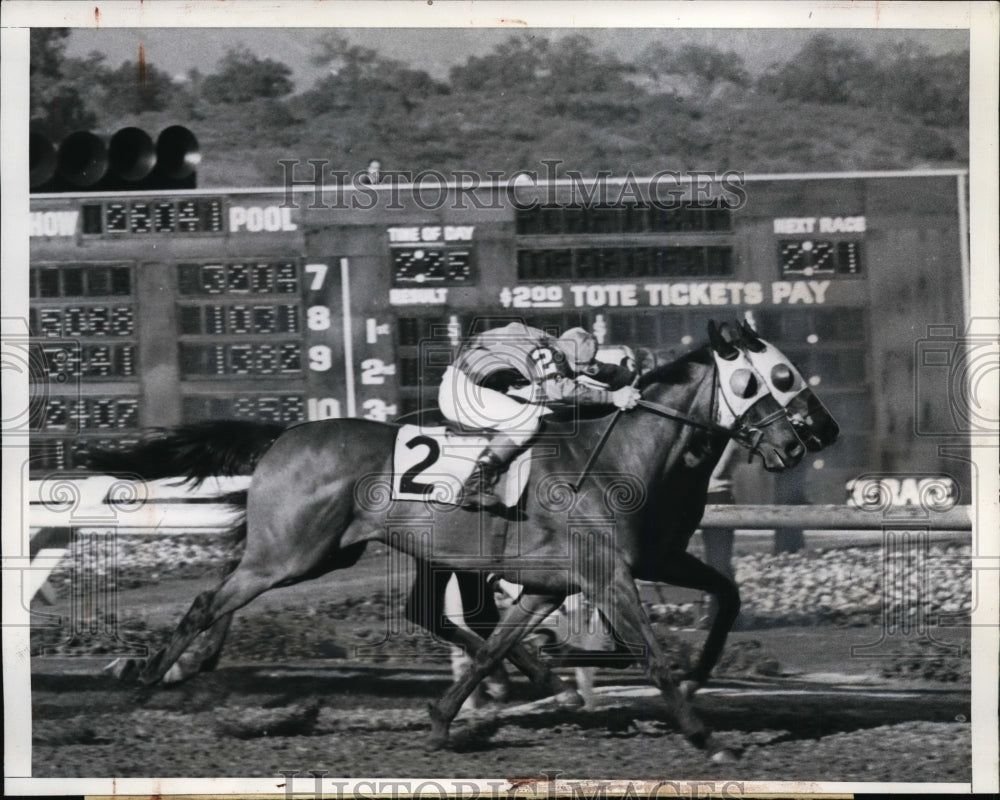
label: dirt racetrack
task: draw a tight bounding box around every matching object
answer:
[28,540,972,782]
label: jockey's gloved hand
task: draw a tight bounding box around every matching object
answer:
[612,386,641,410]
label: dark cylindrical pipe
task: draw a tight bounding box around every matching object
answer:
[57,131,108,187]
[155,125,200,179]
[30,131,57,188]
[109,127,156,182]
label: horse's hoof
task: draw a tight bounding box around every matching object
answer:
[554,688,585,709]
[103,658,140,683]
[162,663,190,685]
[427,702,451,750]
[711,748,739,764]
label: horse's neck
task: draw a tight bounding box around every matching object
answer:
[620,361,718,483]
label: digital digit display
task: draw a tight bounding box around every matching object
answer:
[32,305,135,338]
[106,203,128,232]
[780,240,863,276]
[182,394,305,423]
[88,306,110,335]
[228,264,251,293]
[31,397,139,434]
[392,247,475,285]
[180,342,302,377]
[90,198,216,234]
[252,264,274,293]
[130,202,152,233]
[112,307,134,335]
[155,201,177,232]
[229,305,252,334]
[177,200,200,232]
[36,342,137,380]
[178,262,301,296]
[176,303,299,335]
[276,262,299,293]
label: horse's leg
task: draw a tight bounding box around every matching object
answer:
[443,571,507,707]
[408,568,582,708]
[138,563,287,685]
[659,552,740,690]
[161,613,234,684]
[450,571,582,707]
[578,555,725,757]
[427,591,565,749]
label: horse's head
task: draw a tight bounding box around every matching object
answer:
[735,320,841,452]
[708,321,805,472]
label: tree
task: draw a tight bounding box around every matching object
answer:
[662,43,749,86]
[545,34,627,94]
[101,59,176,115]
[448,34,549,93]
[757,34,875,105]
[303,33,444,115]
[874,42,968,127]
[30,28,96,136]
[201,47,294,104]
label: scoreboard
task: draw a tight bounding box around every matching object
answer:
[27,171,970,503]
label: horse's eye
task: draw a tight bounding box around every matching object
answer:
[770,364,796,392]
[729,369,758,399]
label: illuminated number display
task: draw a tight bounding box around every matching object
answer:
[82,199,224,235]
[182,394,305,423]
[175,260,304,378]
[30,397,139,432]
[179,342,302,377]
[33,342,137,380]
[178,262,300,295]
[779,240,863,276]
[31,305,135,337]
[392,248,474,285]
[29,264,138,384]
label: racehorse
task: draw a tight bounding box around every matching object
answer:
[92,321,836,757]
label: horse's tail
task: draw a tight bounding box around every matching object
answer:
[86,420,287,489]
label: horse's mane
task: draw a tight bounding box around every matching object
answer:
[636,344,713,391]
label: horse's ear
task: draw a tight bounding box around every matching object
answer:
[708,320,739,360]
[739,319,766,352]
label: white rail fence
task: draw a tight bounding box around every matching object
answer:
[23,477,972,603]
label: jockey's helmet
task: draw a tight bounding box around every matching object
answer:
[555,327,598,370]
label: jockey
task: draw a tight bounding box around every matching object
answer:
[438,321,641,508]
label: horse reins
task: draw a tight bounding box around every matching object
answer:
[572,394,790,492]
[635,399,788,460]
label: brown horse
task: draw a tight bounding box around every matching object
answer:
[94,322,829,757]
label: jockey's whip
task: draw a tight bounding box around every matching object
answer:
[571,373,640,493]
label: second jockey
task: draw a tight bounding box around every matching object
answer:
[439,321,641,508]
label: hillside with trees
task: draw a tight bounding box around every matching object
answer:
[31,30,969,186]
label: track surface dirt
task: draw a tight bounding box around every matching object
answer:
[28,546,972,782]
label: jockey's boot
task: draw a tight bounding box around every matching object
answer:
[459,435,522,509]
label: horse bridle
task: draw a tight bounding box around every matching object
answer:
[571,356,794,491]
[635,398,789,460]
